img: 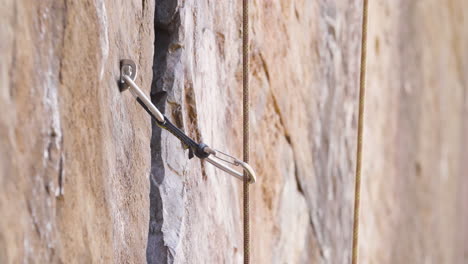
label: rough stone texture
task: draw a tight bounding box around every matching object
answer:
[360,1,468,263]
[149,1,361,263]
[149,1,468,263]
[1,0,467,263]
[0,0,154,263]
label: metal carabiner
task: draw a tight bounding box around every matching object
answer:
[204,149,256,184]
[119,59,256,184]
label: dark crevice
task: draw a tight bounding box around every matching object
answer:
[269,91,306,199]
[57,154,64,196]
[8,2,18,99]
[58,0,68,86]
[258,52,271,84]
[293,160,304,195]
[309,218,325,259]
[270,93,292,145]
[146,1,181,263]
[183,80,209,180]
[270,89,322,262]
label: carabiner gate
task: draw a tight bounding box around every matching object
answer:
[205,149,256,184]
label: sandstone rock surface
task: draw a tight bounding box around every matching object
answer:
[361,1,468,263]
[0,1,154,262]
[0,0,467,263]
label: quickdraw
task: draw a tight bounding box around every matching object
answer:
[119,59,256,184]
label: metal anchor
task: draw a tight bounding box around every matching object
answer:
[119,59,256,184]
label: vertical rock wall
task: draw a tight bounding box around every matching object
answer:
[0,0,154,262]
[0,0,466,263]
[148,1,468,263]
[361,1,468,263]
[149,1,362,263]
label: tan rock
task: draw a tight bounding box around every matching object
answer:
[0,1,154,263]
[1,0,466,263]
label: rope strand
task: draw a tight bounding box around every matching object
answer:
[242,0,250,263]
[352,0,368,263]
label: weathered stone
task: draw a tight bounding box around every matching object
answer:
[0,0,154,263]
[1,0,467,263]
[147,1,362,263]
[360,1,468,263]
[148,1,467,263]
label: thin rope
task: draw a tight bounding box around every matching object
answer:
[352,0,368,264]
[242,0,250,263]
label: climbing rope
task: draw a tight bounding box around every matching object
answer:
[352,0,368,263]
[242,0,250,263]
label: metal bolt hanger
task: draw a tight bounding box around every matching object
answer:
[119,59,256,184]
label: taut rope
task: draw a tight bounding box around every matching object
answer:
[242,0,251,263]
[352,0,368,263]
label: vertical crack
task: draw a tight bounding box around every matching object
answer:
[146,1,181,263]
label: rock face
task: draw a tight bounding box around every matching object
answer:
[361,1,468,263]
[0,1,154,263]
[0,0,467,263]
[148,1,363,263]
